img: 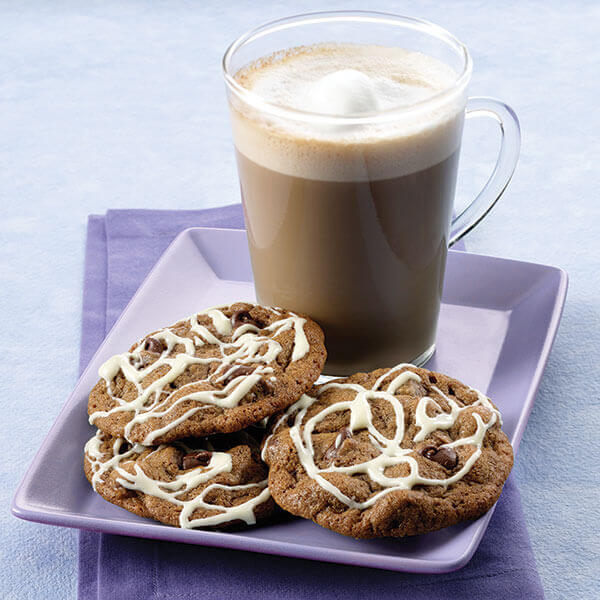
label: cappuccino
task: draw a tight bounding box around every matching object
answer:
[230,43,466,374]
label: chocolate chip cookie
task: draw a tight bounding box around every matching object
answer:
[263,364,513,538]
[84,429,277,529]
[88,303,326,445]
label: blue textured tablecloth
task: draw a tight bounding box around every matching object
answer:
[2,2,599,599]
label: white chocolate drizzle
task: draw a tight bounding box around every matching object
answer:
[85,430,271,529]
[264,364,501,510]
[89,305,310,444]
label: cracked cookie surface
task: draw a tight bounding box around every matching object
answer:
[263,364,513,538]
[88,302,326,444]
[84,429,277,529]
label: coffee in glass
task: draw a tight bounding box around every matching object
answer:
[223,13,520,375]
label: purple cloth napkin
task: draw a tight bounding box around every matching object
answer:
[78,207,544,600]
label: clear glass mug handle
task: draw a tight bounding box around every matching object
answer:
[449,97,521,246]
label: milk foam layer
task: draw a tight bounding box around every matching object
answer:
[231,44,467,181]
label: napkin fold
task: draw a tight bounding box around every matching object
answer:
[78,207,544,600]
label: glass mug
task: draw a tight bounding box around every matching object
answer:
[223,11,520,375]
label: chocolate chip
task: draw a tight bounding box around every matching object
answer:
[339,427,352,443]
[257,378,275,396]
[169,381,177,390]
[129,355,143,369]
[231,310,265,329]
[118,487,137,499]
[324,427,353,462]
[221,365,255,386]
[447,385,455,396]
[323,445,337,462]
[429,375,437,384]
[420,445,458,470]
[181,451,212,470]
[421,446,437,459]
[143,337,164,353]
[117,441,132,455]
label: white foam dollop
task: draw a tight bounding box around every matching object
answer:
[303,69,381,116]
[303,68,435,116]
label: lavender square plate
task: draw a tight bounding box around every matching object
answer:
[11,227,567,574]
